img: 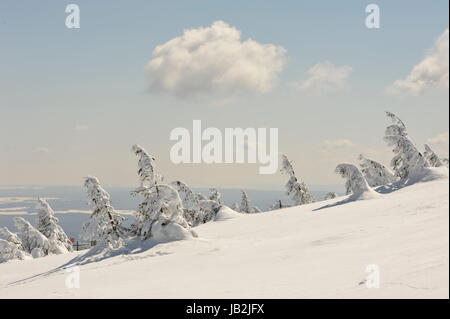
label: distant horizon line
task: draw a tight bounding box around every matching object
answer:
[0,183,345,192]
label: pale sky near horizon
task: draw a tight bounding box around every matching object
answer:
[0,0,448,190]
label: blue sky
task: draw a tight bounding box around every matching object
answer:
[0,1,448,189]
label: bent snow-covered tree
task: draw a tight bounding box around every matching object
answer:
[280,154,315,205]
[335,164,374,199]
[81,176,126,247]
[131,145,190,238]
[131,144,162,187]
[359,154,397,187]
[36,198,73,254]
[384,112,427,180]
[423,144,445,168]
[170,181,220,227]
[0,227,30,262]
[13,217,50,257]
[132,184,190,239]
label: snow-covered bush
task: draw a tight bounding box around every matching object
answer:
[80,176,126,248]
[335,164,377,200]
[0,227,30,262]
[423,144,445,168]
[36,198,73,254]
[13,217,50,255]
[384,112,428,181]
[323,192,337,200]
[280,154,315,205]
[359,154,397,187]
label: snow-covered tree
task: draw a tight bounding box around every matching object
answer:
[131,184,190,238]
[238,190,262,214]
[36,198,73,254]
[335,164,372,197]
[131,144,162,187]
[442,158,449,168]
[170,180,200,226]
[280,154,315,205]
[209,188,222,204]
[358,154,397,187]
[131,145,190,238]
[170,181,221,227]
[323,192,338,200]
[240,190,251,213]
[423,144,445,168]
[0,227,30,262]
[384,112,427,180]
[193,199,221,224]
[13,217,50,256]
[80,176,126,247]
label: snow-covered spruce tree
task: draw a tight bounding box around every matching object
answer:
[131,144,162,187]
[240,190,251,213]
[358,154,397,187]
[443,158,449,168]
[13,217,50,257]
[80,176,126,248]
[423,144,445,168]
[0,227,30,262]
[323,192,337,200]
[335,164,377,200]
[209,188,222,204]
[36,198,73,254]
[239,190,262,214]
[384,112,428,180]
[131,184,190,238]
[170,181,221,227]
[131,145,190,239]
[280,154,315,205]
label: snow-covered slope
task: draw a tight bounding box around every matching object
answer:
[0,174,448,299]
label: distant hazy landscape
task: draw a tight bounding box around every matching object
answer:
[0,185,344,240]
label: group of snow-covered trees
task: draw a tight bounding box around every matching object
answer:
[79,144,225,249]
[333,112,448,200]
[0,198,73,263]
[270,111,448,207]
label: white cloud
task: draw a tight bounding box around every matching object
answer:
[75,125,88,131]
[322,139,355,149]
[296,61,352,93]
[388,28,449,95]
[145,21,286,97]
[426,131,449,145]
[34,147,49,154]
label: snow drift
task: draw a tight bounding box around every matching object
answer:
[0,173,448,298]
